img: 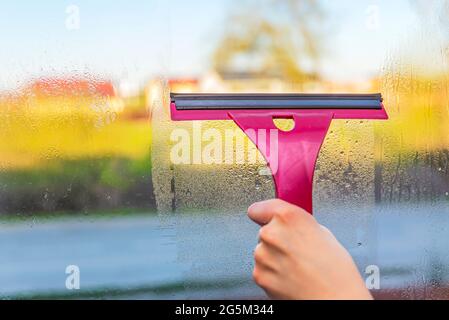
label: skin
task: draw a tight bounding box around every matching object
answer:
[248,199,373,300]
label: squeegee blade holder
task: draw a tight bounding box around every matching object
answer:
[171,93,383,110]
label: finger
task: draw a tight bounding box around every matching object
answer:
[248,200,277,226]
[248,199,313,226]
[258,223,291,254]
[252,264,279,292]
[252,265,283,299]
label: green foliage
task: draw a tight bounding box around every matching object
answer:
[0,156,155,216]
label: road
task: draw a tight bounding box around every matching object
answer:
[0,203,448,299]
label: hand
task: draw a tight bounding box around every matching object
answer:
[248,199,372,300]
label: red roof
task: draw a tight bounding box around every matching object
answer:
[168,78,199,86]
[29,78,116,97]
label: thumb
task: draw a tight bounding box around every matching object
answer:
[247,200,277,226]
[248,199,313,226]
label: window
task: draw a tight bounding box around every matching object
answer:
[1,0,448,299]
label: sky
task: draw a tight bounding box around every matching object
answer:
[0,0,421,92]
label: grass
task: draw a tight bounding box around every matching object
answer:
[0,156,154,216]
[0,95,151,170]
[0,207,157,225]
[3,278,254,300]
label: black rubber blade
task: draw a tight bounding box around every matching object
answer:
[171,93,383,110]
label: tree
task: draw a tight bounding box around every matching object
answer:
[213,0,325,84]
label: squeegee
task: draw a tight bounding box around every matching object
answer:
[170,93,388,214]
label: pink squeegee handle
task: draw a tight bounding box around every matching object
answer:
[170,102,388,214]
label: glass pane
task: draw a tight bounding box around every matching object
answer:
[1,0,449,299]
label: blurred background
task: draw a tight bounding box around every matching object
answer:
[1,0,449,299]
